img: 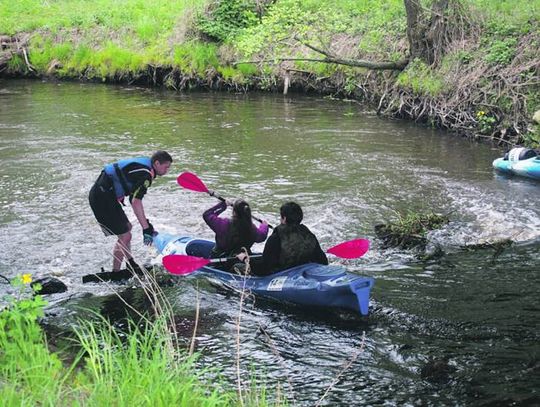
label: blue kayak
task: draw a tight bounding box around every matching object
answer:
[492,147,540,180]
[154,233,374,316]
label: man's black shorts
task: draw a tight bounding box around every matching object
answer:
[89,172,130,236]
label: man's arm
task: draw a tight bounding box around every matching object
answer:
[311,234,329,265]
[131,198,150,229]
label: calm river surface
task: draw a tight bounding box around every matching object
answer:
[1,79,539,406]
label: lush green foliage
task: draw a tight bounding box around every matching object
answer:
[173,41,220,74]
[0,0,204,39]
[234,0,405,60]
[196,0,260,42]
[0,275,63,405]
[1,0,209,78]
[72,316,231,406]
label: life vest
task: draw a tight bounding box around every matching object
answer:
[276,224,319,269]
[103,157,153,200]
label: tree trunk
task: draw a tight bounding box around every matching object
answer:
[404,0,427,61]
[404,0,451,65]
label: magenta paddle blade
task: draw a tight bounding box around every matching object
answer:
[177,172,209,193]
[326,239,370,259]
[162,254,210,275]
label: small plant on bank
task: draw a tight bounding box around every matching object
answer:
[476,110,497,135]
[0,273,283,405]
[484,38,518,66]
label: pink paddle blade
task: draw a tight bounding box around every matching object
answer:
[162,254,210,275]
[326,239,370,259]
[177,172,209,193]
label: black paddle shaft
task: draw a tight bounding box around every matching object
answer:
[208,189,274,229]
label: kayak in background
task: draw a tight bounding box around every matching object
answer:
[492,147,540,181]
[154,233,375,316]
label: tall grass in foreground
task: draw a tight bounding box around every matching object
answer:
[0,273,283,406]
[71,315,229,406]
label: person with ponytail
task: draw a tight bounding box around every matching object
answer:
[203,198,269,258]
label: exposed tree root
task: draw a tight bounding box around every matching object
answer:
[0,34,33,73]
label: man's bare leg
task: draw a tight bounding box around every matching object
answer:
[112,225,132,271]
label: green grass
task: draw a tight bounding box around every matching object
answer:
[396,59,446,96]
[71,316,229,406]
[0,0,210,78]
[0,0,205,38]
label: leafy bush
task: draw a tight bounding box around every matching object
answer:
[196,0,260,42]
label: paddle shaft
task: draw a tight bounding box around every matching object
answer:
[162,253,263,275]
[178,172,273,229]
[210,254,262,264]
[208,189,274,229]
[163,234,369,275]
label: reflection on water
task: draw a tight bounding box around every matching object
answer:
[0,79,539,405]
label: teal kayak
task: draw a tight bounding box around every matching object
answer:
[493,147,540,180]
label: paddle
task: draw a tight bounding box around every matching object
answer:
[162,238,370,275]
[162,254,262,275]
[326,238,370,259]
[177,171,273,228]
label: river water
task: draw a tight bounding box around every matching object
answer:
[1,79,539,405]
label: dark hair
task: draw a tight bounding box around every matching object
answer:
[151,150,173,164]
[226,199,256,252]
[280,201,303,225]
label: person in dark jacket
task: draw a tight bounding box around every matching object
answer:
[245,201,327,276]
[203,198,269,258]
[89,150,172,273]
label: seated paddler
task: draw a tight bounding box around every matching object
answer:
[238,201,328,276]
[203,198,269,259]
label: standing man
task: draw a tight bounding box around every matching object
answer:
[89,150,173,273]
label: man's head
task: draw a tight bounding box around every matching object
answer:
[280,201,303,225]
[151,150,173,176]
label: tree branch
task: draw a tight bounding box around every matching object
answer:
[235,56,408,70]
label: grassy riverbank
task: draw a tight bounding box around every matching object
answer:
[0,275,283,406]
[0,0,538,146]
